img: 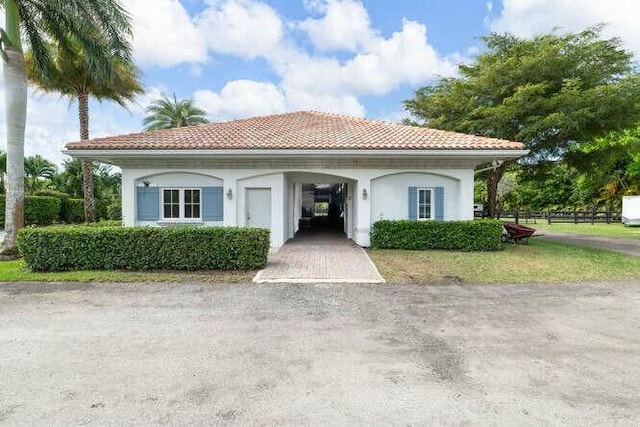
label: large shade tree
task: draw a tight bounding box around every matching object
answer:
[0,0,133,253]
[404,26,640,217]
[26,39,143,221]
[143,94,209,131]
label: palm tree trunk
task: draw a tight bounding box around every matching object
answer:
[78,93,96,222]
[2,42,27,254]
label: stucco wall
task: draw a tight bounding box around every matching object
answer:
[371,172,460,222]
[121,166,475,248]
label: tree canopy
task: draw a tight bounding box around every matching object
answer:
[143,94,209,131]
[25,37,142,222]
[1,0,134,253]
[404,26,640,216]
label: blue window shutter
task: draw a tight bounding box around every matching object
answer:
[137,187,159,221]
[202,187,223,221]
[408,187,417,220]
[435,186,444,221]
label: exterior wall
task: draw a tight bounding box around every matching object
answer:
[121,165,475,248]
[371,172,465,222]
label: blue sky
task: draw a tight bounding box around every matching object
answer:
[2,0,638,165]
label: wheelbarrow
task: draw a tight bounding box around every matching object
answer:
[501,222,538,244]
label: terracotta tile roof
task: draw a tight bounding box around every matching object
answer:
[65,111,525,151]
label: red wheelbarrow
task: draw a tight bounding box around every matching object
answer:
[502,222,538,244]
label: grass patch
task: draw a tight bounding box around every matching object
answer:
[369,239,640,285]
[0,260,255,283]
[511,222,640,239]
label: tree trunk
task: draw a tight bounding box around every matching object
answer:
[78,93,96,222]
[1,46,27,255]
[485,161,510,218]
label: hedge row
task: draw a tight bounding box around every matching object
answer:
[0,195,120,226]
[370,219,503,251]
[0,196,61,226]
[18,226,270,271]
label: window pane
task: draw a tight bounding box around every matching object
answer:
[184,205,192,218]
[185,190,192,204]
[164,205,172,218]
[171,205,179,218]
[419,190,426,204]
[424,191,431,204]
[193,205,200,218]
[192,190,200,203]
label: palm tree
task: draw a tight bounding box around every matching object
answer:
[26,39,143,221]
[143,94,209,131]
[0,0,133,253]
[24,154,56,194]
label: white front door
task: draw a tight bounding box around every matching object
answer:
[246,188,271,229]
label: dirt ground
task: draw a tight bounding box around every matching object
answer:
[1,280,639,424]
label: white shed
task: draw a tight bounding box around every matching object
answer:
[64,111,527,248]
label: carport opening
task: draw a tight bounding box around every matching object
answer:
[298,182,347,235]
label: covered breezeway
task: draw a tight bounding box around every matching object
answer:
[285,172,357,243]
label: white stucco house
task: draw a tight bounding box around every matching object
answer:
[64,111,527,248]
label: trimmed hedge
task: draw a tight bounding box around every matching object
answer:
[60,198,85,223]
[0,195,62,226]
[24,196,62,225]
[0,194,87,225]
[18,226,270,271]
[370,219,503,251]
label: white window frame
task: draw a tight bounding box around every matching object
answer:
[161,188,201,221]
[417,187,434,221]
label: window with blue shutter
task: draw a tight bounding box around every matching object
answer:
[202,187,223,221]
[137,187,159,221]
[408,187,417,220]
[435,186,444,221]
[408,186,444,221]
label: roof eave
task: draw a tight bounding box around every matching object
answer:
[63,148,529,159]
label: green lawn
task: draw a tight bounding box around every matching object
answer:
[369,239,640,285]
[0,260,255,283]
[519,222,640,239]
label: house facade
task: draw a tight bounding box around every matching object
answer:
[64,111,527,248]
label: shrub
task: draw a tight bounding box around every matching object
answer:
[34,189,72,198]
[80,220,122,227]
[18,226,270,271]
[33,190,85,224]
[370,219,503,251]
[24,196,61,225]
[60,198,85,223]
[1,195,63,226]
[106,200,122,220]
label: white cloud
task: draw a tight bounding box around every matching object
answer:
[194,80,287,121]
[284,88,365,117]
[129,0,208,67]
[196,0,284,59]
[279,19,456,97]
[127,86,167,115]
[297,0,377,52]
[192,79,365,120]
[490,0,640,56]
[189,0,454,116]
[0,86,136,167]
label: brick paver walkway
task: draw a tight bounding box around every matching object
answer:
[253,231,385,284]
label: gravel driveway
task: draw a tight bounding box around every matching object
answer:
[1,280,639,424]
